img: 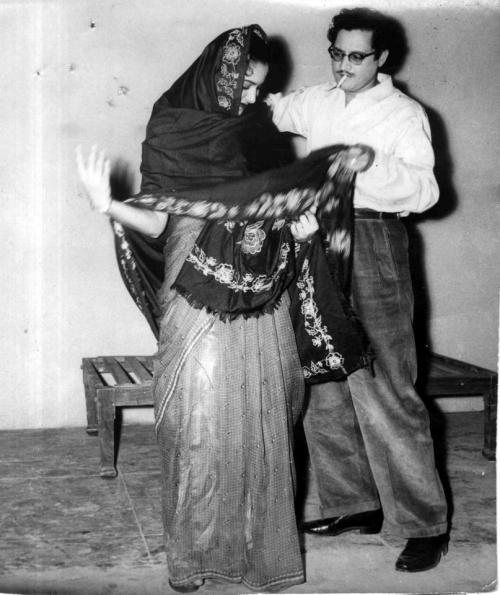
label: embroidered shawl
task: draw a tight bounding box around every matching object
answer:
[113,25,373,381]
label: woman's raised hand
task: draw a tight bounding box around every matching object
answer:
[76,145,113,214]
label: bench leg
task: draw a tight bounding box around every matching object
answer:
[482,386,497,461]
[82,369,99,435]
[97,389,118,478]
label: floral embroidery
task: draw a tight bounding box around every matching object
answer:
[239,222,266,254]
[297,257,347,378]
[218,96,231,110]
[214,263,234,285]
[231,29,246,46]
[186,242,291,293]
[325,352,345,369]
[216,28,246,112]
[223,43,241,65]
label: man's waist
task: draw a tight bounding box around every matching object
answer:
[354,208,401,220]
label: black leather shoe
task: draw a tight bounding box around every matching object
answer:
[169,579,203,592]
[395,534,449,572]
[301,509,383,536]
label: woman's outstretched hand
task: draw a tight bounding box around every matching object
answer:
[76,145,113,214]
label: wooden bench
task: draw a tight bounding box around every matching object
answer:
[416,353,497,460]
[82,352,497,478]
[82,356,155,478]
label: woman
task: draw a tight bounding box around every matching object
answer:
[77,25,372,592]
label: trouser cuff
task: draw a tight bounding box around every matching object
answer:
[383,519,448,538]
[321,498,381,518]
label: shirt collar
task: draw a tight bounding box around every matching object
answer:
[368,73,394,101]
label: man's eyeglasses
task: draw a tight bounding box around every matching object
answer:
[328,46,376,65]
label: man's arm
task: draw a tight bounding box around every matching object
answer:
[266,88,312,136]
[355,108,439,214]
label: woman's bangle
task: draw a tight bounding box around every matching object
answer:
[99,196,113,215]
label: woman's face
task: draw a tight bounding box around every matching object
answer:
[238,59,269,115]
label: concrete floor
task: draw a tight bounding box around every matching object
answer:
[0,410,496,595]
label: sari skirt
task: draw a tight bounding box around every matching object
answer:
[152,291,305,591]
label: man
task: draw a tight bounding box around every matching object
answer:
[267,7,449,572]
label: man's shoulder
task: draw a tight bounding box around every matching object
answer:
[385,86,428,119]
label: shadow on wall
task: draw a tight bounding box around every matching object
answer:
[383,11,457,222]
[380,14,458,360]
[396,86,458,222]
[392,56,457,510]
[377,15,457,517]
[110,157,135,200]
[395,91,457,358]
[397,90,457,357]
[265,36,293,94]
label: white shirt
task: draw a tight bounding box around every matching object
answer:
[268,74,439,215]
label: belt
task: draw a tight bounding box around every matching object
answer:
[354,209,400,220]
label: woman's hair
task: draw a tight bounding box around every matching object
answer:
[248,31,271,64]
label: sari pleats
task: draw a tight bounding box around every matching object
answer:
[153,290,304,590]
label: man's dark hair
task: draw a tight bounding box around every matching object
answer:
[327,7,408,73]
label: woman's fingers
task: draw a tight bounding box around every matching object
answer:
[290,210,319,242]
[298,211,317,228]
[75,145,88,181]
[303,211,316,226]
[76,145,109,180]
[76,144,93,181]
[88,144,97,170]
[75,145,112,213]
[103,157,111,179]
[95,146,107,176]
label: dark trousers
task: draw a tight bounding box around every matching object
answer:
[303,218,448,538]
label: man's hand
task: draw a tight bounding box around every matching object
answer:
[343,144,375,172]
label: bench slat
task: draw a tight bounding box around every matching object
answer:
[137,355,155,376]
[428,353,495,378]
[101,357,133,386]
[118,356,153,384]
[82,358,106,388]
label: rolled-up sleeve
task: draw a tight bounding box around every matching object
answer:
[267,89,311,137]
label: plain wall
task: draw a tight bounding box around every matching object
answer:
[1,0,498,429]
